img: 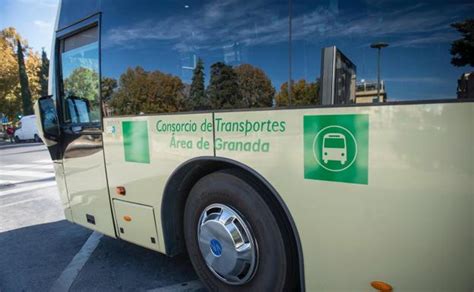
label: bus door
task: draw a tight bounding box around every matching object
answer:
[55,25,116,237]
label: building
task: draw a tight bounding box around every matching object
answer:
[223,42,242,66]
[355,80,387,103]
[320,46,357,105]
[457,72,474,99]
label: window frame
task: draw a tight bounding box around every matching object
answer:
[55,13,102,131]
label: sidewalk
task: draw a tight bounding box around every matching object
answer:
[0,140,13,146]
[0,140,18,149]
[0,140,43,150]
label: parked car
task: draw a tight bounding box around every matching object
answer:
[14,115,41,143]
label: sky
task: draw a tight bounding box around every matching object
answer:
[0,0,59,55]
[99,0,474,101]
[1,0,472,101]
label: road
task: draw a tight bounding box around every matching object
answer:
[0,142,204,292]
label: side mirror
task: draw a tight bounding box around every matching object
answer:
[35,96,60,143]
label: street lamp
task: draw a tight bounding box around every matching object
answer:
[370,42,389,102]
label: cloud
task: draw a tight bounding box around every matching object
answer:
[389,32,458,48]
[295,3,466,43]
[34,20,52,29]
[18,0,58,8]
[384,77,449,84]
[105,0,289,53]
[103,0,471,52]
[33,20,54,35]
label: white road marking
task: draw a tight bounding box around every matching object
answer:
[0,179,20,184]
[34,159,53,163]
[4,164,53,169]
[0,181,57,196]
[0,196,45,208]
[0,169,54,178]
[50,232,103,292]
[32,164,54,169]
[147,280,204,292]
[3,164,32,169]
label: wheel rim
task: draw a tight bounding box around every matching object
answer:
[197,203,258,285]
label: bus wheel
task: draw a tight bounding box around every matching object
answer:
[14,136,20,143]
[184,170,290,291]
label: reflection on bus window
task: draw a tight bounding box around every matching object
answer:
[61,27,100,123]
[101,0,288,116]
[67,97,91,123]
[292,0,474,105]
[100,0,474,116]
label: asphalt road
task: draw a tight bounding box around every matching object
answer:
[0,142,204,292]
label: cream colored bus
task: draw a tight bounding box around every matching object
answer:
[35,0,473,291]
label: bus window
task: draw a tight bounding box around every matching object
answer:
[291,0,474,105]
[99,0,473,116]
[60,26,100,124]
[101,0,289,116]
[57,0,99,30]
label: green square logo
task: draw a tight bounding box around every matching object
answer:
[304,114,369,184]
[122,121,150,164]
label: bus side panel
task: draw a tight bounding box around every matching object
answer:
[63,136,116,238]
[214,102,474,291]
[102,114,214,252]
[52,162,73,222]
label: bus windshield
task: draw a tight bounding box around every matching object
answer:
[324,137,345,148]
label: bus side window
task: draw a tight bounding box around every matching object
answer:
[100,0,289,116]
[100,0,474,117]
[291,0,474,104]
[60,26,100,125]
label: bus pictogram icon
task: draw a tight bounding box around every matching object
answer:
[322,133,347,165]
[312,125,358,173]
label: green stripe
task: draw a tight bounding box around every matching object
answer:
[122,121,150,164]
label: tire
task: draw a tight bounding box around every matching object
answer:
[14,136,20,143]
[34,134,41,143]
[184,169,293,292]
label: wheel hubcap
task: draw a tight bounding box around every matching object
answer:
[197,203,258,285]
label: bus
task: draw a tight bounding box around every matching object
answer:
[35,0,473,291]
[322,133,347,165]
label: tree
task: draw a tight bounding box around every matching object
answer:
[1,27,27,49]
[16,39,33,115]
[101,77,118,117]
[450,19,474,67]
[26,49,41,100]
[207,62,243,109]
[0,29,21,120]
[275,79,320,106]
[101,77,118,101]
[64,67,100,102]
[1,27,41,120]
[39,49,49,96]
[110,67,147,115]
[110,67,186,115]
[189,57,208,110]
[234,64,275,108]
